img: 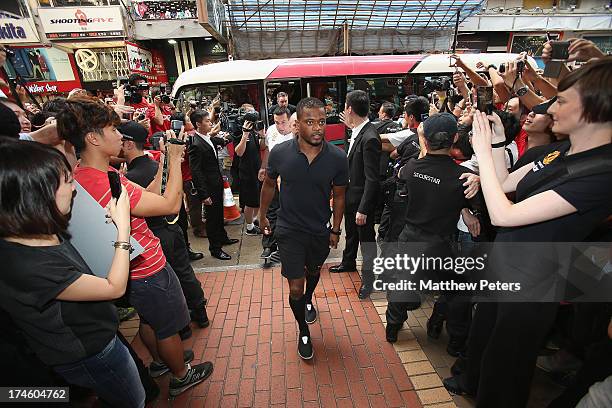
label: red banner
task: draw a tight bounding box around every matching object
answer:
[125,41,169,85]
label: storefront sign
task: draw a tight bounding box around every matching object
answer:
[0,18,40,43]
[5,46,82,94]
[0,0,40,43]
[39,6,125,39]
[125,41,169,85]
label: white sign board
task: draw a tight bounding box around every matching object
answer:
[68,181,143,278]
[0,18,40,43]
[39,6,125,40]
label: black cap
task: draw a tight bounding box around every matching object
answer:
[531,97,557,115]
[118,121,148,143]
[422,112,458,149]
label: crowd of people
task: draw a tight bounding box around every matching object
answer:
[0,38,610,408]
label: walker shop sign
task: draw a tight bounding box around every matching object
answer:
[39,6,125,39]
[4,46,82,94]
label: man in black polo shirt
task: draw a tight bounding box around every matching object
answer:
[259,97,349,360]
[119,121,210,333]
[385,113,482,350]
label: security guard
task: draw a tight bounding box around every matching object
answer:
[384,113,482,345]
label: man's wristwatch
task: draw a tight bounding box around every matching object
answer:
[330,228,342,236]
[515,86,529,97]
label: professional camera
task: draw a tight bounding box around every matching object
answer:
[160,83,172,104]
[117,77,150,104]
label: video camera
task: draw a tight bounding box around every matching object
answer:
[159,83,172,104]
[219,103,265,136]
[117,77,150,104]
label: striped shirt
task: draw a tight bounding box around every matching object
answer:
[74,165,166,279]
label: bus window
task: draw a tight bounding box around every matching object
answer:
[305,80,341,124]
[266,81,301,107]
[176,82,264,117]
[347,77,414,121]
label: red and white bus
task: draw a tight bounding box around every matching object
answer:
[171,53,533,144]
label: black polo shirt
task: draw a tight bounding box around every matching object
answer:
[125,154,165,229]
[400,153,478,237]
[267,138,349,235]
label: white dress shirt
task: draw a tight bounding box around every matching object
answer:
[347,118,369,156]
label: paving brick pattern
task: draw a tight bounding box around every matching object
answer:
[122,265,442,407]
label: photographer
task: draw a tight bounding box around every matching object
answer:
[58,97,213,397]
[149,86,175,135]
[444,58,612,407]
[121,74,164,136]
[120,121,209,331]
[234,104,265,236]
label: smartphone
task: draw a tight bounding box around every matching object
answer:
[476,86,494,115]
[550,41,570,60]
[135,113,145,122]
[107,171,122,200]
[171,119,183,133]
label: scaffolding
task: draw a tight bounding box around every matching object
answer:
[225,0,485,58]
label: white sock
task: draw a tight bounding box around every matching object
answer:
[247,223,254,230]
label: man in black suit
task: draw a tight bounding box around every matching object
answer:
[329,90,381,299]
[189,110,238,260]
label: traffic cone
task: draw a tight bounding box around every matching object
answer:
[222,176,242,224]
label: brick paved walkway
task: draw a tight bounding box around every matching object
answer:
[121,264,459,408]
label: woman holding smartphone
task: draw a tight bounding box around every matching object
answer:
[0,140,144,407]
[445,58,612,407]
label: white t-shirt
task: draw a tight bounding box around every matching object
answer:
[265,125,293,152]
[385,128,414,148]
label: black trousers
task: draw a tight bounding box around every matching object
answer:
[204,183,229,252]
[262,186,280,250]
[176,201,191,248]
[459,302,559,408]
[380,191,409,244]
[341,205,376,286]
[151,224,206,310]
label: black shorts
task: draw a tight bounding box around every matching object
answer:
[275,226,331,279]
[128,264,190,340]
[239,177,260,208]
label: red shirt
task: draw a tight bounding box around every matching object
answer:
[151,104,172,135]
[129,101,155,123]
[515,128,528,158]
[74,165,167,280]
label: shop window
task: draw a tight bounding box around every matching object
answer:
[176,82,264,117]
